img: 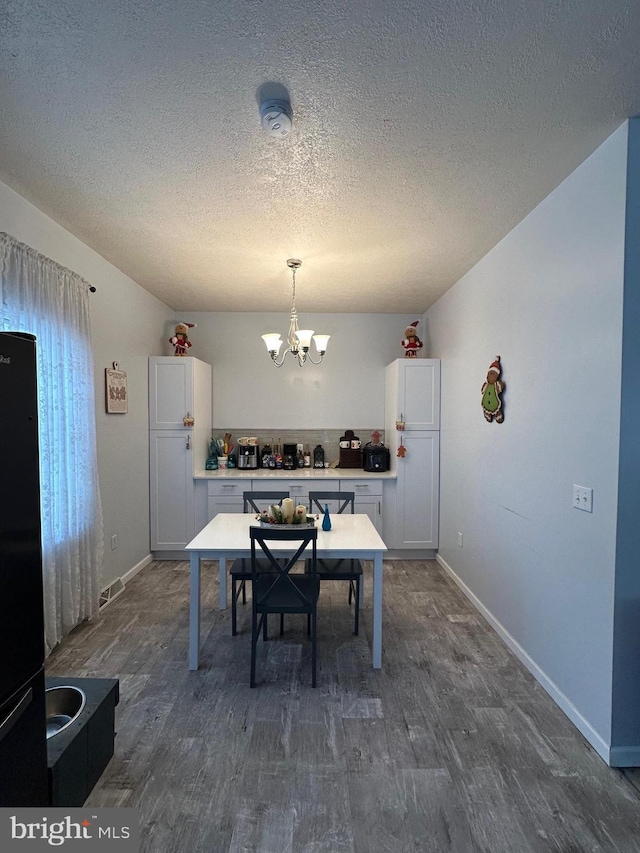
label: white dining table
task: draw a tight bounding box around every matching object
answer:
[185,513,387,670]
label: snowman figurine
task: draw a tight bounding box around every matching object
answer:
[481,356,505,423]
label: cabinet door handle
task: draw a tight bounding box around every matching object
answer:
[221,484,236,488]
[186,436,191,450]
[378,501,381,515]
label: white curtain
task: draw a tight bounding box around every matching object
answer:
[0,232,103,654]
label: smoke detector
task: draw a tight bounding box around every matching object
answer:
[260,99,293,138]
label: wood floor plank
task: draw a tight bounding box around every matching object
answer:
[290,769,355,853]
[395,767,478,853]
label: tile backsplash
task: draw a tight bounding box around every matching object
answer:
[215,428,385,464]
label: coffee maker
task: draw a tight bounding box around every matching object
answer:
[237,443,259,469]
[282,443,297,470]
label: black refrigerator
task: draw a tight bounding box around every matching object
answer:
[0,331,49,805]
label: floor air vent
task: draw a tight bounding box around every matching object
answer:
[99,577,125,610]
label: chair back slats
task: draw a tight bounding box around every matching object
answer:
[249,526,319,687]
[308,491,355,515]
[250,527,317,608]
[243,491,290,513]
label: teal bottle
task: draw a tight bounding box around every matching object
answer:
[322,504,332,531]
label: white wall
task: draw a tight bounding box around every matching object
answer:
[172,312,420,430]
[425,123,628,760]
[0,180,174,589]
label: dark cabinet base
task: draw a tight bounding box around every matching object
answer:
[0,668,49,806]
[45,676,119,807]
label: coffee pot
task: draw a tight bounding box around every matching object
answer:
[283,443,297,470]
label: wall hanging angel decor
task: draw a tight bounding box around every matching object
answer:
[481,356,505,423]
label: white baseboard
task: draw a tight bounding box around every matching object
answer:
[151,550,190,560]
[435,552,613,766]
[385,549,437,560]
[122,553,153,585]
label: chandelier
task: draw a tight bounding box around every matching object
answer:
[261,259,330,367]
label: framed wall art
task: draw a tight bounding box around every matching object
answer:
[105,361,128,413]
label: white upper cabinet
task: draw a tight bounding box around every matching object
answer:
[149,356,209,429]
[385,358,440,430]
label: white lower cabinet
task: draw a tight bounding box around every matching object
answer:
[207,481,245,519]
[396,431,439,548]
[262,478,310,505]
[346,479,383,534]
[205,478,341,522]
[202,476,385,532]
[150,430,196,550]
[254,479,339,513]
[382,432,439,549]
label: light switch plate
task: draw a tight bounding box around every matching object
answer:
[573,485,593,513]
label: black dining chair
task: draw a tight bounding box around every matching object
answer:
[229,491,290,636]
[249,526,319,687]
[308,491,363,635]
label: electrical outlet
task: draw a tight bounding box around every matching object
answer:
[110,534,118,550]
[457,532,463,547]
[573,485,593,513]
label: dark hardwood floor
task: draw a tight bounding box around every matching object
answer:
[46,559,640,852]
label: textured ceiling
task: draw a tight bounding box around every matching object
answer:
[2,0,640,313]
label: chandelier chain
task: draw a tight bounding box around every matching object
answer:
[291,267,297,312]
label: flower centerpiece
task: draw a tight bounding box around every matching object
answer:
[256,498,316,528]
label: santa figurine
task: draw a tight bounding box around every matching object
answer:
[170,322,196,356]
[402,321,423,358]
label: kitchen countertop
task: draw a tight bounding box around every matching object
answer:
[194,467,396,480]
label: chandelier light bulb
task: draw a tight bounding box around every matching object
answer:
[262,334,283,354]
[295,329,314,349]
[312,334,330,353]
